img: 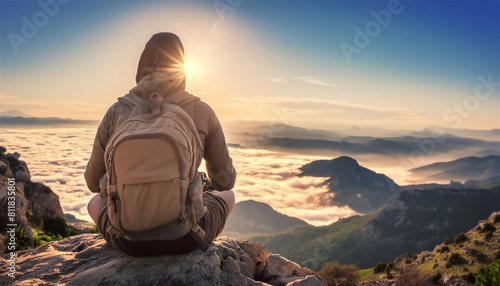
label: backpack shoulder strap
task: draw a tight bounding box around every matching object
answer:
[165,90,200,106]
[117,93,145,107]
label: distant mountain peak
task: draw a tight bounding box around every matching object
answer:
[330,156,360,167]
[299,156,361,177]
[332,155,358,163]
[0,109,30,117]
[299,156,400,214]
[223,200,308,236]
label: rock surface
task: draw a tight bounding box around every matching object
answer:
[0,147,65,253]
[0,234,327,286]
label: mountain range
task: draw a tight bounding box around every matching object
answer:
[0,110,98,127]
[226,154,498,238]
[0,116,99,127]
[410,155,500,182]
[241,186,500,270]
[264,135,498,157]
[361,210,500,285]
[0,110,30,117]
[401,179,500,191]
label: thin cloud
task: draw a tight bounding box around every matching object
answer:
[271,78,287,83]
[233,96,408,113]
[0,93,18,100]
[294,76,335,87]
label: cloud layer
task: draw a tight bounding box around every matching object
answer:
[1,128,357,226]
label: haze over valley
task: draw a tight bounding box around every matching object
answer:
[1,119,498,227]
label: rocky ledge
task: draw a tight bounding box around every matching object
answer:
[0,146,65,249]
[0,234,326,286]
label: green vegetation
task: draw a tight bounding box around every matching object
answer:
[240,214,376,270]
[243,188,500,271]
[26,211,42,227]
[494,215,500,224]
[438,245,450,253]
[373,262,387,273]
[469,248,489,263]
[479,222,496,233]
[5,155,20,168]
[43,217,69,237]
[0,165,8,176]
[4,217,95,252]
[475,259,500,286]
[356,211,499,285]
[464,272,476,284]
[454,233,468,244]
[485,231,493,240]
[34,231,62,247]
[448,252,467,265]
[386,262,394,275]
[405,253,417,264]
[358,268,376,281]
[318,262,359,286]
[431,272,441,283]
[396,265,432,286]
[13,228,32,251]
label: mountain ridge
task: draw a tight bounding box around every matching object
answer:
[410,155,500,182]
[361,210,500,285]
[0,110,30,117]
[243,186,500,270]
[223,200,309,236]
[0,116,99,127]
[299,156,400,214]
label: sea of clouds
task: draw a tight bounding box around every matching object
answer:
[1,128,357,226]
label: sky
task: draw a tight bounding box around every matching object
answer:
[1,0,499,131]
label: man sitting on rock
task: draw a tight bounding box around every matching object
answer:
[84,32,236,256]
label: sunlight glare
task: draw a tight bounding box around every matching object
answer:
[184,60,199,79]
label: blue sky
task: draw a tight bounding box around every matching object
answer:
[1,0,499,130]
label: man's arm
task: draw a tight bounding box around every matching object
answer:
[203,108,237,191]
[84,110,111,193]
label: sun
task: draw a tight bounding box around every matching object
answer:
[183,60,199,79]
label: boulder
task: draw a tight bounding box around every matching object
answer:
[286,275,325,286]
[0,234,327,286]
[0,148,65,250]
[259,254,327,286]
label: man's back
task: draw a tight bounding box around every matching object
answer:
[85,32,236,256]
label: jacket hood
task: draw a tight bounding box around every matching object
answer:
[136,32,186,90]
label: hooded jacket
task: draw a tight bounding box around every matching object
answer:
[84,33,236,194]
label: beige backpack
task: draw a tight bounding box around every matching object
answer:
[104,91,208,250]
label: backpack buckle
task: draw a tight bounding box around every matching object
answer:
[189,224,209,251]
[107,184,117,194]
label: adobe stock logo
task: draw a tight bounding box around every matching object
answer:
[340,0,404,64]
[7,0,70,54]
